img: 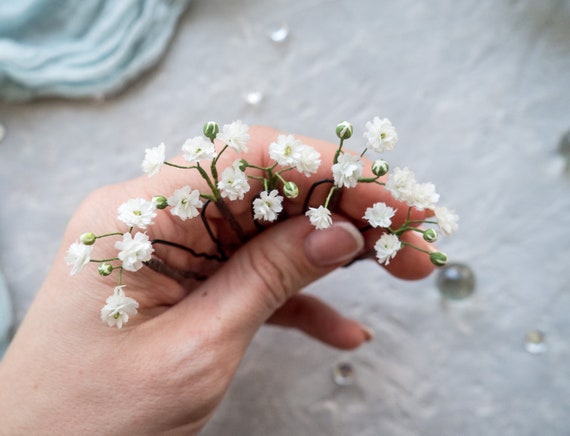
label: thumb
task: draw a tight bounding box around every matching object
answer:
[175,215,364,338]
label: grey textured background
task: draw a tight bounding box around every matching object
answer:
[1,1,569,435]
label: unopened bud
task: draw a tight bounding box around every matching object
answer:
[80,232,96,245]
[238,159,248,172]
[423,228,438,243]
[283,181,299,199]
[203,121,219,141]
[371,159,389,177]
[429,251,448,267]
[152,195,168,209]
[336,121,353,140]
[98,263,113,276]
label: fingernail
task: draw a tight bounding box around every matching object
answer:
[359,323,375,342]
[305,222,365,267]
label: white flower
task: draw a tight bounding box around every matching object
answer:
[364,117,398,153]
[363,202,396,228]
[306,206,332,230]
[115,232,154,272]
[332,153,363,188]
[385,167,416,203]
[181,136,216,164]
[167,185,204,220]
[408,182,439,210]
[269,134,303,167]
[100,285,139,328]
[117,198,157,230]
[218,161,250,200]
[253,190,284,222]
[433,206,459,236]
[141,142,165,177]
[217,120,250,153]
[385,167,438,209]
[295,144,321,176]
[374,233,402,265]
[269,134,321,176]
[65,242,93,275]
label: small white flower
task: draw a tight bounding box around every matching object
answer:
[181,136,216,164]
[385,167,416,203]
[433,206,459,236]
[306,206,332,230]
[363,202,396,228]
[332,153,363,188]
[269,134,303,167]
[167,185,203,220]
[218,161,250,201]
[374,233,402,265]
[295,144,321,176]
[65,242,93,275]
[364,117,398,153]
[117,198,157,230]
[141,142,165,177]
[408,182,439,210]
[253,190,284,222]
[115,232,154,272]
[217,120,250,153]
[100,285,139,328]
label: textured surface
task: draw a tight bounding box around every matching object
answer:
[1,0,570,434]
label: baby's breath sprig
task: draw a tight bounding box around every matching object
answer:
[66,117,459,328]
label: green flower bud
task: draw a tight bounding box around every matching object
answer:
[429,251,448,267]
[203,121,219,141]
[423,228,438,243]
[98,263,113,276]
[283,181,299,199]
[336,121,353,140]
[80,232,96,245]
[371,159,389,177]
[238,159,248,172]
[152,195,168,210]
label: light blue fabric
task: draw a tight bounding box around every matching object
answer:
[0,269,12,359]
[0,0,191,101]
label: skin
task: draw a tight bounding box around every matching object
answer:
[0,126,435,435]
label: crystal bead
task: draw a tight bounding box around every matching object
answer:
[436,262,475,300]
[524,330,547,354]
[332,362,355,386]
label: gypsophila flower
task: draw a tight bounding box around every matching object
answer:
[363,202,396,228]
[253,190,283,222]
[332,153,363,188]
[269,134,303,167]
[218,160,250,201]
[306,206,332,230]
[385,166,416,203]
[168,185,203,220]
[217,120,250,153]
[408,182,439,210]
[117,198,157,230]
[141,142,165,177]
[65,242,93,275]
[374,233,401,265]
[433,206,459,236]
[295,144,321,176]
[181,136,216,164]
[364,117,398,153]
[100,285,139,328]
[115,232,153,272]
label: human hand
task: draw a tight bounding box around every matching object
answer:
[0,126,435,434]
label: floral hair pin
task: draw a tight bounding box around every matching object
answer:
[66,117,459,328]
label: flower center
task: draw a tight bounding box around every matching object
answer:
[133,210,142,216]
[380,132,387,140]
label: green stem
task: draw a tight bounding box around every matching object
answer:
[324,186,338,208]
[90,257,120,263]
[96,232,123,239]
[333,139,344,164]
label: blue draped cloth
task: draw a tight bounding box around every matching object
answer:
[0,0,191,101]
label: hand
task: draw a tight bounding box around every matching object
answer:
[0,126,435,434]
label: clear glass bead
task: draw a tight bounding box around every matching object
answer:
[245,91,264,106]
[269,24,289,43]
[436,262,475,300]
[524,330,547,354]
[332,362,355,386]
